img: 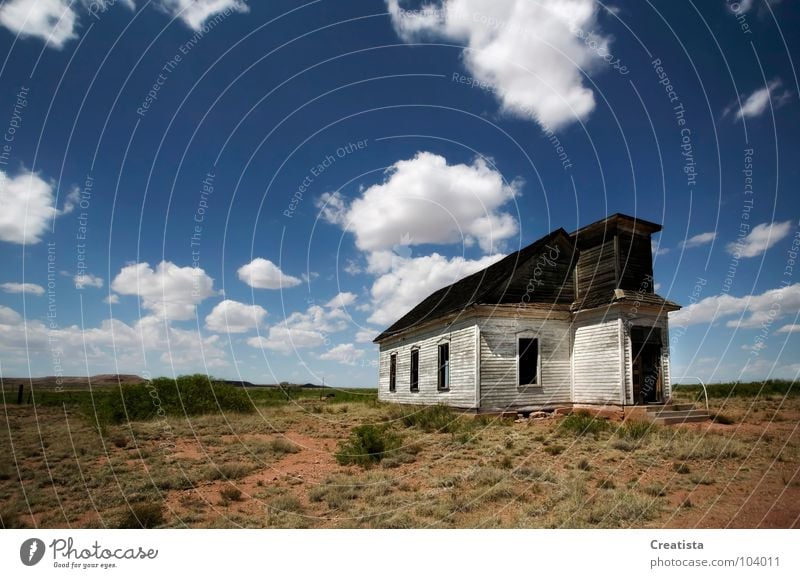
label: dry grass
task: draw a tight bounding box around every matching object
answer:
[1,391,798,528]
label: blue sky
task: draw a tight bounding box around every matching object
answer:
[0,0,798,386]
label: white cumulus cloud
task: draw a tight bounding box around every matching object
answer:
[386,0,609,129]
[669,283,800,329]
[0,0,77,49]
[680,231,716,249]
[368,251,504,326]
[736,79,791,120]
[319,343,365,365]
[237,258,301,290]
[0,169,73,244]
[74,273,103,289]
[1,282,44,295]
[156,0,249,31]
[325,291,357,309]
[111,260,217,320]
[727,220,792,258]
[205,299,268,333]
[318,152,520,254]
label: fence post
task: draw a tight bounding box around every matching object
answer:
[17,383,24,404]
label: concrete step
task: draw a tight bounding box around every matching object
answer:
[653,414,710,425]
[646,409,709,419]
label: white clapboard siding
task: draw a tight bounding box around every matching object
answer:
[378,318,477,409]
[477,316,572,410]
[572,313,623,404]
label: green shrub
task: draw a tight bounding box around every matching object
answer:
[335,425,402,467]
[116,501,164,528]
[103,374,254,424]
[617,420,658,441]
[220,486,243,502]
[559,412,609,437]
[391,404,465,433]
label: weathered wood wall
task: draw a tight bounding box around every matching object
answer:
[617,232,655,292]
[378,318,478,408]
[572,312,624,404]
[477,315,572,410]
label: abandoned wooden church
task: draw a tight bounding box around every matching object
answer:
[374,214,682,415]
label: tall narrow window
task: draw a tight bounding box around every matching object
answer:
[410,348,419,392]
[518,337,539,386]
[438,342,450,391]
[389,353,396,392]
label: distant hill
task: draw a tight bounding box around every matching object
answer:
[1,374,146,388]
[0,375,328,389]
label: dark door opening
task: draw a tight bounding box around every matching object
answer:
[631,327,663,405]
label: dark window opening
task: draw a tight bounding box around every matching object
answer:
[438,343,450,391]
[389,353,396,392]
[518,338,539,386]
[410,349,419,392]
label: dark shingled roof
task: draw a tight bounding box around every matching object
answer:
[373,228,575,342]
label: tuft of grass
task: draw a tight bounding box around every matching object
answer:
[206,462,253,481]
[617,420,658,441]
[577,458,591,471]
[392,404,465,434]
[544,444,565,456]
[335,424,402,467]
[559,412,609,437]
[116,501,164,528]
[673,462,691,474]
[220,486,243,502]
[270,437,300,455]
[710,412,735,425]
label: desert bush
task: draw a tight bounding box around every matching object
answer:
[587,490,661,527]
[559,412,609,437]
[335,425,402,467]
[270,437,300,455]
[391,404,465,434]
[99,375,254,424]
[220,486,243,502]
[616,420,658,441]
[116,501,164,528]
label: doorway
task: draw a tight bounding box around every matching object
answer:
[631,327,663,404]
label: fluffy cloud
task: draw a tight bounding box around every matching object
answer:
[736,79,791,120]
[776,324,800,334]
[368,252,504,326]
[319,152,520,254]
[0,305,23,324]
[1,282,44,295]
[0,170,67,244]
[246,298,352,354]
[386,0,609,129]
[325,292,357,309]
[355,328,379,343]
[0,0,245,49]
[670,283,800,329]
[157,0,248,30]
[727,220,792,258]
[319,343,365,365]
[0,310,228,372]
[0,0,77,49]
[680,231,716,249]
[74,273,103,289]
[111,261,217,320]
[237,258,301,290]
[205,299,267,333]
